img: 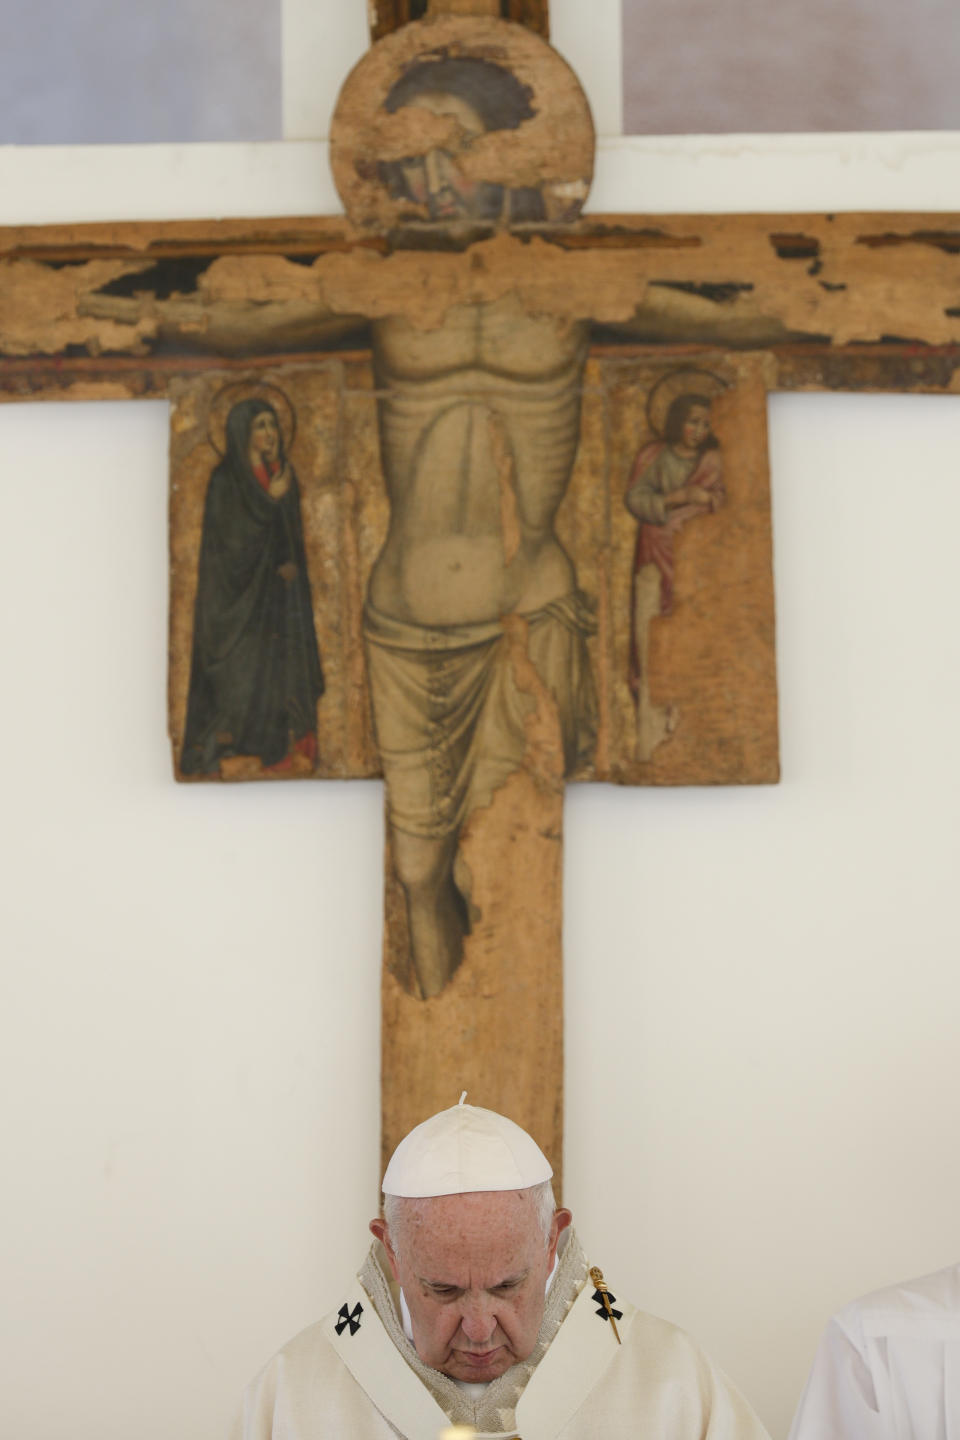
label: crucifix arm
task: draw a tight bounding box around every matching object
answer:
[77,291,370,360]
[0,218,381,375]
[596,301,801,351]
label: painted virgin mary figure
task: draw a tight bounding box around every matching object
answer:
[180,393,324,777]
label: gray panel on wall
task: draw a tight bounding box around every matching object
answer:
[0,0,281,144]
[624,0,960,134]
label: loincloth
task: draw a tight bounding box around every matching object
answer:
[364,593,597,839]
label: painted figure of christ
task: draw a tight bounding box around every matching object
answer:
[356,54,597,997]
[365,294,596,997]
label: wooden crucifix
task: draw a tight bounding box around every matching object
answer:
[4,0,960,1194]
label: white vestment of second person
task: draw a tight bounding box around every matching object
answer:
[232,1229,770,1439]
[788,1261,960,1440]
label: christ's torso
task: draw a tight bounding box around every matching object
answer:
[369,297,589,626]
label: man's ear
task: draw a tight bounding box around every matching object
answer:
[547,1206,573,1266]
[369,1217,401,1281]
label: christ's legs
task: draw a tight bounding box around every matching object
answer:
[391,828,467,998]
[633,563,676,762]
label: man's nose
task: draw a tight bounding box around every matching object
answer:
[460,1299,497,1344]
[423,147,454,195]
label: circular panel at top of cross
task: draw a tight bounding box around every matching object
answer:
[330,15,594,233]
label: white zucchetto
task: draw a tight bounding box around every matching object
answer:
[382,1094,553,1198]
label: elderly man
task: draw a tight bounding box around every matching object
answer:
[788,1262,960,1440]
[233,1098,771,1439]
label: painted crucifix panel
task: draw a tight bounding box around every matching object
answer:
[167,356,776,800]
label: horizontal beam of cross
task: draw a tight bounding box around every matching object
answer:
[3,212,960,404]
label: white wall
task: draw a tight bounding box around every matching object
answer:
[3,11,960,1440]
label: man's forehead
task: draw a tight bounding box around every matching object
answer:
[405,1188,532,1213]
[396,1188,543,1243]
[404,91,485,134]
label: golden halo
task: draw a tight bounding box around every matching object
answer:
[330,15,594,231]
[207,382,296,460]
[646,368,729,440]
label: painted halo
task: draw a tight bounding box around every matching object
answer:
[208,382,296,461]
[646,368,729,440]
[330,15,594,230]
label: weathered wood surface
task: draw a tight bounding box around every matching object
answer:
[4,213,960,404]
[381,764,565,1187]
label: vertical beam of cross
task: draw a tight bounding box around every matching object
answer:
[370,0,550,42]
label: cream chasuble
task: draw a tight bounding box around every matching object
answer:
[233,1232,771,1439]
